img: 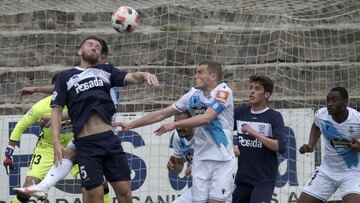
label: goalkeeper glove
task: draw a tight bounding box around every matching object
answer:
[3,145,15,175]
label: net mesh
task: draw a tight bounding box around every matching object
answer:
[0,0,360,202]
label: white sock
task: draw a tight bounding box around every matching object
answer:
[33,158,73,191]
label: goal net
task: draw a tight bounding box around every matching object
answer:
[0,0,360,202]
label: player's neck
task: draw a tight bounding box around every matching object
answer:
[251,101,268,111]
[332,109,349,123]
[203,83,219,96]
[80,60,96,68]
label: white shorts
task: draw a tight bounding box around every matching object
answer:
[302,168,360,201]
[192,158,236,203]
[173,187,192,203]
[174,186,233,203]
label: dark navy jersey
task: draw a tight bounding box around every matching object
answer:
[51,63,127,135]
[234,105,287,186]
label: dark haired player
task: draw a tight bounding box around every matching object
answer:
[232,74,287,203]
[50,36,158,203]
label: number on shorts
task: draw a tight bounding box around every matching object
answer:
[308,169,319,186]
[31,154,42,165]
[80,165,88,179]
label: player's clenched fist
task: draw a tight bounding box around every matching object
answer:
[167,155,177,171]
[299,144,314,154]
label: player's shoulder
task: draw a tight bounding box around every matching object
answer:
[213,82,233,103]
[234,105,251,116]
[33,96,52,111]
[184,87,198,97]
[347,107,360,120]
[215,82,232,93]
[267,108,283,117]
[93,63,115,71]
[234,104,250,112]
[314,107,328,116]
[58,67,82,78]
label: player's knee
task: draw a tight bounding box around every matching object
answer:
[120,190,132,201]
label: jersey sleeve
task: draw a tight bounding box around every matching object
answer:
[313,108,322,127]
[9,100,43,142]
[51,71,68,108]
[271,111,287,154]
[210,86,232,114]
[172,88,195,112]
[109,65,128,87]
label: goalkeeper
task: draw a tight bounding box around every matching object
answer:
[3,73,74,203]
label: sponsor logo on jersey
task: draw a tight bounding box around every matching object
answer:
[215,89,229,104]
[74,78,104,93]
[349,126,355,134]
[258,124,266,134]
[238,135,262,148]
[330,137,350,148]
[193,104,207,115]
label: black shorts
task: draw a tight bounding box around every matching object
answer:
[75,130,131,190]
[232,182,275,203]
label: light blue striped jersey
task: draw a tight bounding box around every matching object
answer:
[315,107,360,172]
[173,83,234,161]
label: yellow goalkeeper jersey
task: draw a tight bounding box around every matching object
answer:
[9,96,73,147]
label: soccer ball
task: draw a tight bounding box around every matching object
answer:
[111,6,140,33]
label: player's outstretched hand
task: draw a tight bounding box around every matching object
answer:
[155,123,175,136]
[111,121,130,131]
[350,139,360,152]
[144,73,159,86]
[17,87,37,95]
[299,144,314,154]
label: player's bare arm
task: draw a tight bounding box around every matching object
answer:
[299,122,321,154]
[126,105,177,131]
[51,106,64,166]
[39,112,69,128]
[233,145,240,157]
[17,85,55,95]
[125,72,159,86]
[155,108,217,136]
[241,124,281,152]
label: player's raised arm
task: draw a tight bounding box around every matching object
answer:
[126,105,178,130]
[155,108,218,136]
[17,85,55,95]
[299,122,321,154]
[17,73,58,95]
[125,71,159,86]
